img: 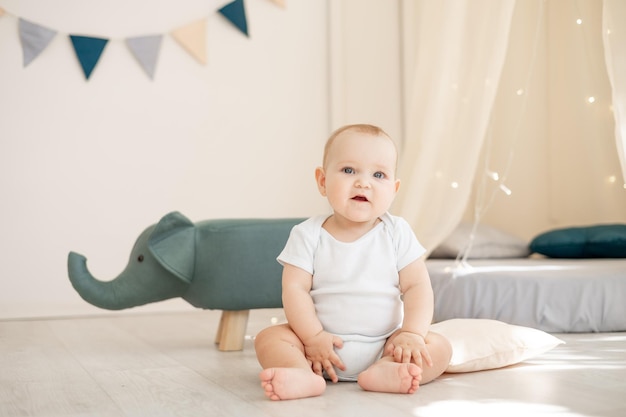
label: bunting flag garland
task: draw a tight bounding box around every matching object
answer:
[171,19,207,64]
[69,35,109,80]
[126,35,163,79]
[1,0,285,80]
[219,0,249,37]
[18,18,57,67]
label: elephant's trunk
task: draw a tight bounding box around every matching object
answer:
[68,251,189,310]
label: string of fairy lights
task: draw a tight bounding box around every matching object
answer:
[572,2,625,191]
[455,1,546,264]
[457,0,626,264]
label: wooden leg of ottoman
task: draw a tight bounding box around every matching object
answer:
[215,310,250,351]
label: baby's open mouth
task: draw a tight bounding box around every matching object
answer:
[352,196,368,202]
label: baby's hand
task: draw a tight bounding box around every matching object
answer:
[303,330,345,383]
[385,331,433,368]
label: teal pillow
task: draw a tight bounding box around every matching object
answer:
[529,224,626,258]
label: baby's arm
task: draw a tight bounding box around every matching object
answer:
[281,263,345,381]
[385,259,434,368]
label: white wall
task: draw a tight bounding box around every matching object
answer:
[0,0,331,318]
[328,0,404,143]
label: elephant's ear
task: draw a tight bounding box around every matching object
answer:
[148,211,195,284]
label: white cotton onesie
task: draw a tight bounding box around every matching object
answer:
[277,212,426,381]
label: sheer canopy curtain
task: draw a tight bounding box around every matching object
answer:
[393,0,516,253]
[603,0,626,184]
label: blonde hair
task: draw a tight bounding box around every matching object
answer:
[322,124,396,169]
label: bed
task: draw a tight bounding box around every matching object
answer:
[426,222,626,333]
[428,258,626,332]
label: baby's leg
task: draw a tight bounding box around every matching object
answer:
[255,324,326,400]
[357,356,422,394]
[381,329,453,385]
[420,331,453,385]
[357,330,453,394]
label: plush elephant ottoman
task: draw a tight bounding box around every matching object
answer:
[68,211,304,351]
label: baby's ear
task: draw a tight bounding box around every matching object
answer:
[315,167,327,196]
[395,179,401,192]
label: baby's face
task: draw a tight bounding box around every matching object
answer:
[318,131,400,225]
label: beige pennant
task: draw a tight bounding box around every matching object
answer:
[269,0,286,8]
[171,18,207,65]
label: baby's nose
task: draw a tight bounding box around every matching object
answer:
[355,177,372,188]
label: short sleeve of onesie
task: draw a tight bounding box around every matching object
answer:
[388,214,426,270]
[277,215,326,274]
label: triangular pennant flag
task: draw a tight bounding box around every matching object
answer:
[126,35,163,79]
[69,35,108,80]
[171,19,207,64]
[218,0,249,37]
[269,0,286,8]
[18,18,57,67]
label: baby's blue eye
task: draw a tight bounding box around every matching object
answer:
[374,172,385,179]
[342,167,354,174]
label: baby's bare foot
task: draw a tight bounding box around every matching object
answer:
[357,362,422,394]
[259,368,326,401]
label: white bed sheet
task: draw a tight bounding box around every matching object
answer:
[427,258,626,332]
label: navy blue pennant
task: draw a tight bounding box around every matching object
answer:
[69,35,109,80]
[218,0,249,37]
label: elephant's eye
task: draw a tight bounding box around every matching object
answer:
[137,255,144,262]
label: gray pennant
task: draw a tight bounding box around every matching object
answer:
[19,18,57,67]
[125,35,163,79]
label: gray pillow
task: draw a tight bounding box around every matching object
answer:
[430,222,530,259]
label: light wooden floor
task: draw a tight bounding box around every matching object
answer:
[1,309,625,417]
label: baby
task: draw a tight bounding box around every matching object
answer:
[254,124,452,400]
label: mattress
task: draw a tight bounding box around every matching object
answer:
[427,258,626,333]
